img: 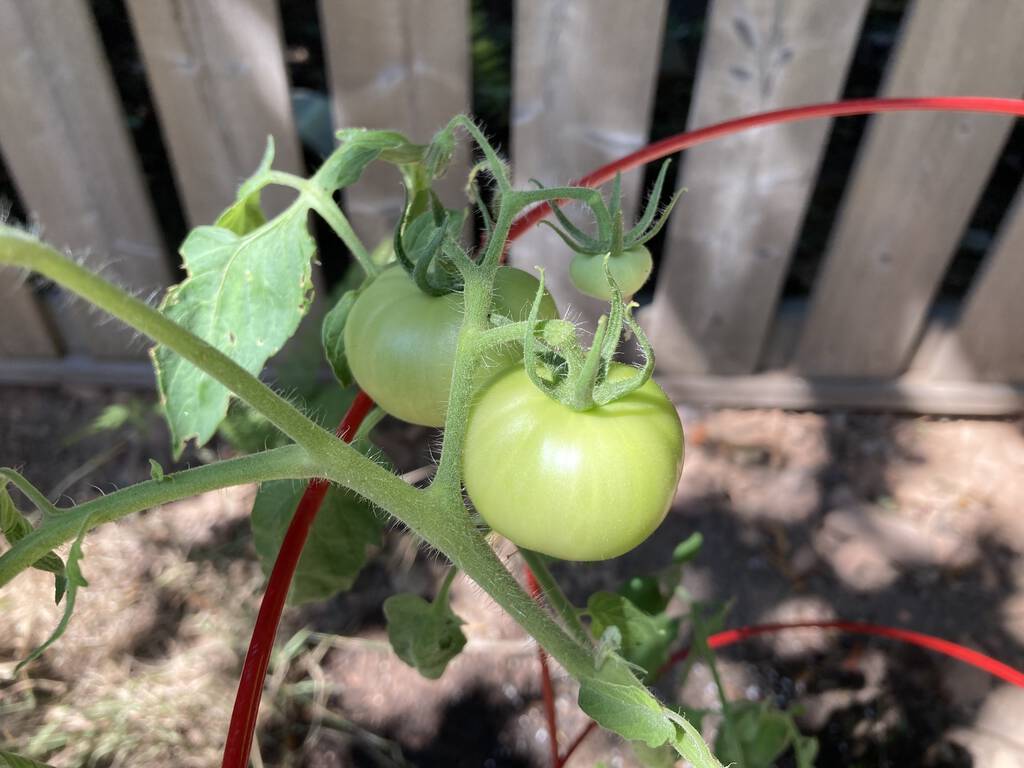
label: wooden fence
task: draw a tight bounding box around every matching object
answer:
[1,0,1022,415]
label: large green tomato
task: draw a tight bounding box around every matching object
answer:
[344,265,558,427]
[463,364,684,561]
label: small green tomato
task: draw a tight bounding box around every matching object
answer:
[569,245,653,299]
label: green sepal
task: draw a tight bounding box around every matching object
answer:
[15,520,89,672]
[383,590,467,679]
[1,485,66,603]
[322,288,361,387]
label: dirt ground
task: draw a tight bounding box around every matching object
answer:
[2,384,1024,767]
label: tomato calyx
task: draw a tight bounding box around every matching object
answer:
[392,188,472,297]
[522,262,654,411]
[537,162,683,299]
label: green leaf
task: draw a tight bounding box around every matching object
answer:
[578,677,675,749]
[154,206,315,456]
[714,702,793,768]
[1,485,66,603]
[216,138,274,235]
[0,751,57,768]
[587,592,679,681]
[793,732,819,767]
[16,519,89,672]
[383,592,467,679]
[322,289,360,387]
[251,479,384,606]
[665,709,724,768]
[317,130,419,192]
[672,532,703,564]
[149,459,165,482]
[618,575,669,616]
[631,742,678,768]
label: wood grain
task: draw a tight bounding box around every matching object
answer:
[0,0,171,357]
[647,0,868,374]
[923,189,1024,382]
[126,0,304,225]
[320,0,471,249]
[510,0,667,324]
[794,0,1024,377]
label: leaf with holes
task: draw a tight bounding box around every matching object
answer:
[154,206,315,456]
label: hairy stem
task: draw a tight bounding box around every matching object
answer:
[0,445,318,588]
[520,549,591,647]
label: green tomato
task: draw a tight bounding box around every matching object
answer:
[569,245,653,299]
[463,363,684,561]
[344,265,558,427]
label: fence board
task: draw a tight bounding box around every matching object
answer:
[510,0,667,323]
[647,0,868,375]
[0,277,59,357]
[923,189,1024,382]
[320,0,471,249]
[126,0,304,226]
[794,0,1024,377]
[0,0,171,358]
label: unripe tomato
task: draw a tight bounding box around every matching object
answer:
[344,266,558,427]
[463,364,684,560]
[569,245,653,299]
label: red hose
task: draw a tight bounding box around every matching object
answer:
[221,390,374,767]
[222,96,1024,766]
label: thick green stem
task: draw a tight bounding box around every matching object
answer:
[0,228,353,463]
[0,445,317,588]
[432,269,493,492]
[520,549,592,647]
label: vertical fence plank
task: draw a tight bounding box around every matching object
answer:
[0,0,171,358]
[320,0,471,249]
[126,0,304,226]
[794,0,1024,377]
[510,0,667,322]
[0,278,59,357]
[923,189,1024,382]
[646,0,868,375]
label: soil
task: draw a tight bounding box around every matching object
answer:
[2,384,1024,767]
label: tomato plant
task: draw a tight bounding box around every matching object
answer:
[344,264,558,427]
[3,98,1023,768]
[465,363,683,560]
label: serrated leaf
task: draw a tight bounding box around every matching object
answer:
[0,751,57,768]
[16,520,89,672]
[588,592,679,681]
[322,289,360,387]
[154,208,315,456]
[578,677,675,749]
[383,592,466,679]
[251,479,383,605]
